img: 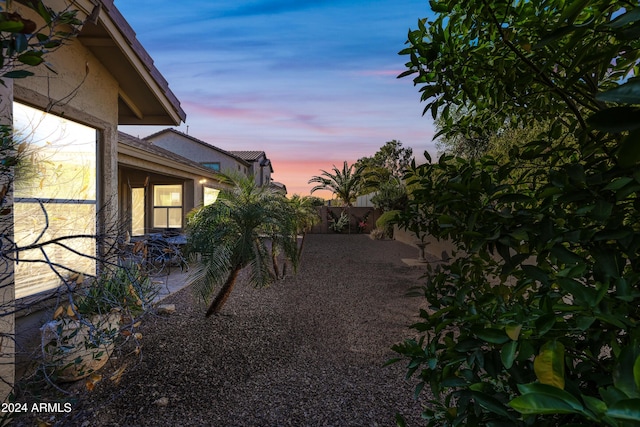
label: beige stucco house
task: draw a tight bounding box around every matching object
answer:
[145,128,285,193]
[1,0,187,400]
[144,128,252,176]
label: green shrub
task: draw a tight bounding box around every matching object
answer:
[375,210,400,238]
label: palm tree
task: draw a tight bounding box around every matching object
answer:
[288,194,320,258]
[186,174,298,316]
[308,161,366,206]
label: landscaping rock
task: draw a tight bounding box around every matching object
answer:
[156,304,176,315]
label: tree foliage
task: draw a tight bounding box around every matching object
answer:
[308,161,366,206]
[392,1,640,425]
[356,139,413,183]
[0,0,82,81]
[186,174,299,316]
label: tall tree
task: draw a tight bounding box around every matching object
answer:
[308,161,365,206]
[186,174,298,316]
[392,1,640,425]
[356,140,413,183]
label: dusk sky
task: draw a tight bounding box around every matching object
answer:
[114,0,437,198]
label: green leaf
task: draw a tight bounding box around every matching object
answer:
[516,383,584,411]
[550,245,583,264]
[606,399,640,421]
[614,346,640,397]
[471,391,513,418]
[534,341,565,389]
[604,177,634,191]
[635,356,640,392]
[501,340,518,369]
[473,327,510,344]
[1,70,34,79]
[607,7,640,29]
[616,129,640,168]
[505,323,522,341]
[597,79,640,105]
[17,51,44,66]
[557,277,597,306]
[0,20,25,32]
[588,107,640,132]
[535,314,556,336]
[509,393,581,415]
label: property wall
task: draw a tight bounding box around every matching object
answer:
[149,133,247,175]
[310,206,382,234]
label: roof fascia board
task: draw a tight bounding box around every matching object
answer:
[91,0,185,124]
[118,143,219,179]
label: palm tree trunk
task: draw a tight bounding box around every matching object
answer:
[297,232,307,258]
[205,265,242,317]
[272,249,281,280]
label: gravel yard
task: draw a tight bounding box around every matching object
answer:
[14,234,434,426]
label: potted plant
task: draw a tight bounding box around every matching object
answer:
[40,265,152,382]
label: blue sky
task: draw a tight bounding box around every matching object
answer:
[115,0,436,196]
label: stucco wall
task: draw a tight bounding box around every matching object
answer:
[0,81,15,403]
[149,133,247,175]
[7,8,121,402]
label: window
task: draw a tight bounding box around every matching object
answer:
[131,187,145,236]
[203,187,220,206]
[153,184,182,228]
[201,162,220,171]
[13,102,97,299]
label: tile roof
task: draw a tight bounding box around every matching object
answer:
[230,151,266,162]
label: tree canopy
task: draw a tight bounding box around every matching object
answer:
[392,1,640,425]
[308,161,366,206]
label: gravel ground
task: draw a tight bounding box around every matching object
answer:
[14,234,435,426]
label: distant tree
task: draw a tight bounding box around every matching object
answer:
[356,140,413,186]
[370,177,407,212]
[186,174,298,316]
[288,194,320,258]
[308,161,366,207]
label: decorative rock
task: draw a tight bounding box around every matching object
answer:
[153,397,169,407]
[156,304,176,315]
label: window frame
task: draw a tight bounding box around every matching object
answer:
[152,184,183,229]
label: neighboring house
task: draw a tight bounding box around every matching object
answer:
[118,132,223,237]
[271,181,288,195]
[145,129,285,193]
[230,151,274,187]
[144,128,251,176]
[2,0,186,399]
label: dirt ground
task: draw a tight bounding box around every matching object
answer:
[11,234,436,426]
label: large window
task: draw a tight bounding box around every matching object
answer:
[153,184,182,228]
[13,102,97,299]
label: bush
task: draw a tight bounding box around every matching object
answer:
[375,210,400,238]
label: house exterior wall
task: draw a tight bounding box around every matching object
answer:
[5,10,120,401]
[0,81,15,403]
[149,133,248,175]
